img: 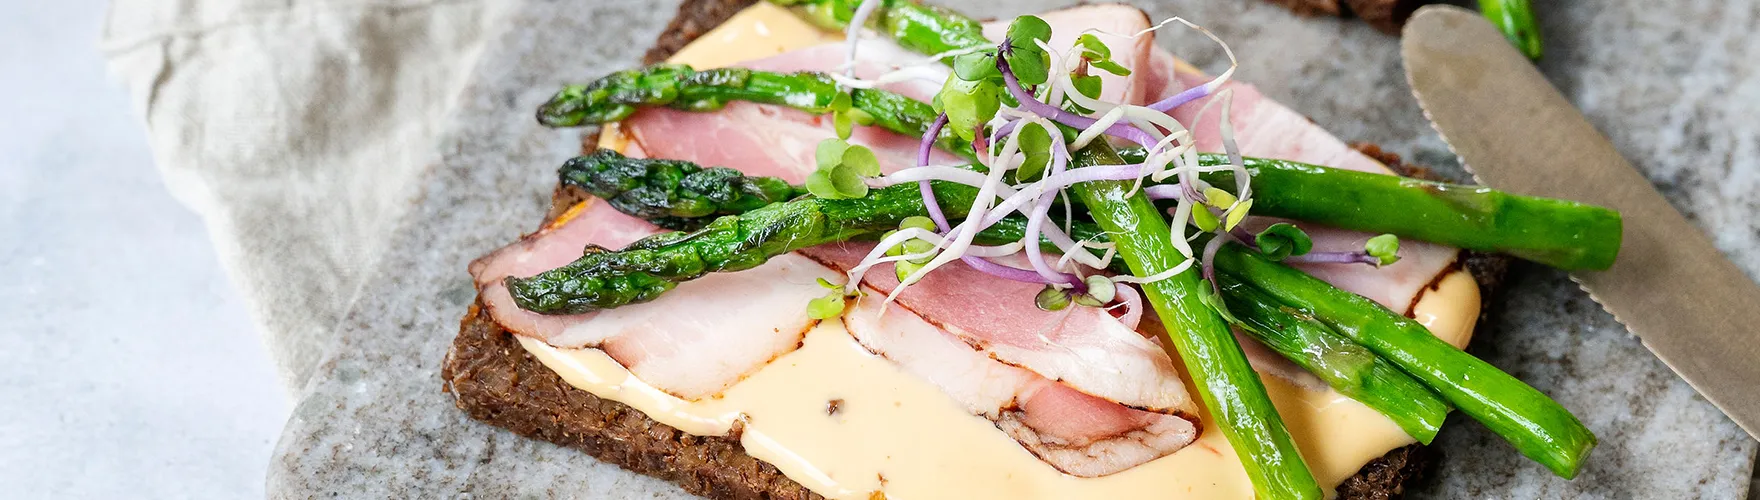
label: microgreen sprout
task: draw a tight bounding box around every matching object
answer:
[1195,277,1239,323]
[1075,34,1131,76]
[1035,275,1120,311]
[883,217,942,281]
[1192,204,1221,232]
[830,91,876,139]
[807,277,858,319]
[1015,122,1054,180]
[1035,285,1073,311]
[1279,233,1401,267]
[1254,223,1314,261]
[844,13,1254,307]
[1365,234,1401,266]
[1002,15,1052,85]
[806,137,882,199]
[842,0,884,78]
[1073,275,1117,307]
[932,77,999,141]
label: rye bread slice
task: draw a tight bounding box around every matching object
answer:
[443,1,1508,497]
[1259,0,1427,34]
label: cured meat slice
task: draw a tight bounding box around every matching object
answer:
[472,202,842,400]
[1141,47,1462,311]
[622,38,962,181]
[801,243,1195,416]
[842,293,1199,478]
[980,3,1156,106]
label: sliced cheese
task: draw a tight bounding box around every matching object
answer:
[520,3,1485,498]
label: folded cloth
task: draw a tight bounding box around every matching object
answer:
[101,0,517,392]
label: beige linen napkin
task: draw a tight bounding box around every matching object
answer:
[101,0,515,392]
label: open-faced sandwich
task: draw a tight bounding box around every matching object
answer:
[443,1,1624,498]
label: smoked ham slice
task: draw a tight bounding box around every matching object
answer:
[470,2,1473,479]
[616,8,1203,475]
[471,201,843,400]
[801,243,1193,417]
[1140,47,1462,312]
[979,3,1157,107]
[622,39,963,177]
[842,294,1198,477]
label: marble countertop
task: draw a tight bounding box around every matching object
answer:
[0,1,290,498]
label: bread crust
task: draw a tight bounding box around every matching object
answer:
[1257,0,1428,34]
[442,148,1496,500]
[444,2,1503,497]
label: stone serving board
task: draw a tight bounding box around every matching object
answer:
[267,0,1760,497]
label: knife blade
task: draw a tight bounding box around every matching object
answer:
[1402,5,1760,439]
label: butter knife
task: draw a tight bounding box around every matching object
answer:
[1402,5,1760,439]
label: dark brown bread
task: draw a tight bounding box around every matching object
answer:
[444,1,1506,497]
[441,150,1494,500]
[444,303,822,500]
[1340,0,1426,34]
[1260,0,1429,34]
[1262,0,1344,17]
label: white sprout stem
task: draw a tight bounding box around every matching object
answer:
[999,60,1159,149]
[842,0,884,79]
[1037,39,1074,110]
[844,228,936,293]
[989,118,1022,153]
[1185,86,1250,207]
[1059,238,1118,271]
[1217,89,1250,200]
[842,229,1027,294]
[1043,224,1110,269]
[889,122,1026,299]
[826,66,947,89]
[1199,232,1228,285]
[965,241,1026,257]
[1146,18,1239,112]
[1070,106,1131,150]
[977,164,1145,228]
[1109,256,1194,284]
[1059,190,1074,234]
[1109,280,1144,328]
[863,164,1113,270]
[1166,195,1197,259]
[1022,117,1078,285]
[872,166,1011,194]
[847,15,1249,298]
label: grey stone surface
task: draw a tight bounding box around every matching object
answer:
[268,0,1759,497]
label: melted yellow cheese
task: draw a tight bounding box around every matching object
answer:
[526,4,1484,498]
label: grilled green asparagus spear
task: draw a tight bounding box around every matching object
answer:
[561,149,803,230]
[507,179,1007,314]
[1480,0,1542,60]
[565,140,1620,270]
[544,67,1621,270]
[538,2,1590,481]
[1221,280,1451,444]
[537,64,971,156]
[542,147,1597,458]
[1119,150,1620,271]
[767,0,990,59]
[534,152,1595,472]
[1067,141,1322,499]
[1213,243,1597,478]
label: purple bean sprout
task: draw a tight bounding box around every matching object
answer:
[1283,251,1384,266]
[918,113,953,231]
